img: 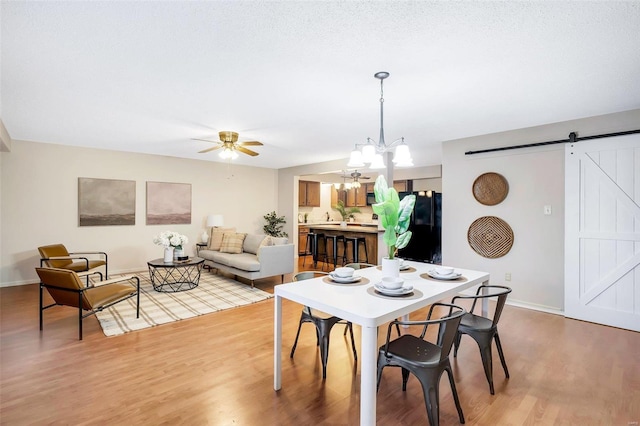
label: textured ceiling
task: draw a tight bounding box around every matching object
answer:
[2,1,639,169]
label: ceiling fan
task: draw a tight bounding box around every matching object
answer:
[192,131,263,159]
[339,170,371,188]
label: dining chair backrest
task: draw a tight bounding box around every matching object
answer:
[343,263,375,270]
[453,285,512,327]
[293,271,328,281]
[383,302,466,363]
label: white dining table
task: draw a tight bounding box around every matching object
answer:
[273,260,490,426]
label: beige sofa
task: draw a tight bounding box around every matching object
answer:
[198,231,294,287]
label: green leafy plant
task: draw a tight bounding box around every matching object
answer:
[371,175,416,259]
[263,211,288,238]
[333,200,361,221]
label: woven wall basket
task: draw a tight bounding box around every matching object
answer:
[472,172,509,206]
[467,216,514,258]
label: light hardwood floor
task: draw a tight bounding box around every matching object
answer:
[1,258,639,425]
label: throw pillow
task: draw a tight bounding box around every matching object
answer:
[243,234,267,255]
[208,227,236,251]
[256,236,273,260]
[220,233,247,254]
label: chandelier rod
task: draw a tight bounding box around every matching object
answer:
[375,71,389,150]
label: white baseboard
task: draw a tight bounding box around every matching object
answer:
[456,288,564,316]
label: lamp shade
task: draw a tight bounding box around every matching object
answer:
[361,143,376,163]
[207,214,224,227]
[392,144,412,164]
[347,149,365,168]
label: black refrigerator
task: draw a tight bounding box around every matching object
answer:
[397,191,442,264]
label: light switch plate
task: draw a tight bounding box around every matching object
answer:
[544,205,552,215]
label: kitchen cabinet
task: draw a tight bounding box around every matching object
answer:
[299,181,320,207]
[331,186,346,207]
[355,187,367,206]
[393,180,408,192]
[346,188,357,207]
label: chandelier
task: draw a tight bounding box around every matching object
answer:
[348,71,413,169]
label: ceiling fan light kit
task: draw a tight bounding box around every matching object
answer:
[347,71,414,169]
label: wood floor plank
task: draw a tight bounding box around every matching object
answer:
[1,259,639,425]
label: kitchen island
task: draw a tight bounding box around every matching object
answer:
[300,223,384,266]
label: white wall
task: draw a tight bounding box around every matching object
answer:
[0,140,278,286]
[442,109,640,312]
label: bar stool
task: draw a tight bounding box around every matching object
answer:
[302,232,324,268]
[323,234,345,270]
[343,236,369,264]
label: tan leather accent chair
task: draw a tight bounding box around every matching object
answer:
[38,244,108,280]
[35,267,139,340]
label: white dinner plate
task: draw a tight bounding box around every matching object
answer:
[399,264,411,271]
[426,270,462,280]
[374,283,414,296]
[329,273,362,283]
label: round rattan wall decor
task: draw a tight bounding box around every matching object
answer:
[472,172,509,206]
[467,216,514,258]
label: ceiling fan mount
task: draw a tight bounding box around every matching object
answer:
[192,131,263,158]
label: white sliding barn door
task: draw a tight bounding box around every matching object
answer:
[565,134,640,332]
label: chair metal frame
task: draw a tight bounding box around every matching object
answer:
[343,262,376,270]
[36,267,140,340]
[452,284,512,394]
[377,302,467,426]
[290,271,358,379]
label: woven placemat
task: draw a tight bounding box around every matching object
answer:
[472,172,509,205]
[467,216,514,258]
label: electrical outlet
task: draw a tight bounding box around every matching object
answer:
[544,205,552,215]
[505,273,511,281]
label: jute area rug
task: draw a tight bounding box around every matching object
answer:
[94,271,273,337]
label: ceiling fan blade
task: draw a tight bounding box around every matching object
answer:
[191,138,219,143]
[198,145,222,154]
[236,146,260,156]
[238,141,263,146]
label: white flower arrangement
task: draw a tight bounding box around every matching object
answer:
[153,231,189,250]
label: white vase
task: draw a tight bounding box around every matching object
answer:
[201,230,209,244]
[340,221,348,228]
[164,247,174,263]
[381,257,400,278]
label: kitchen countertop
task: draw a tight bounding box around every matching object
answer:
[303,224,383,233]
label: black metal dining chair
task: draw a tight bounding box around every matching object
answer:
[289,271,358,379]
[452,284,512,394]
[377,303,466,426]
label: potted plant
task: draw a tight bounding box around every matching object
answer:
[333,200,361,227]
[371,175,416,276]
[153,231,189,262]
[263,211,288,238]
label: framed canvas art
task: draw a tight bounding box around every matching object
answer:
[78,178,136,226]
[146,181,192,225]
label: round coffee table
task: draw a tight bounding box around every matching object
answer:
[147,257,204,292]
